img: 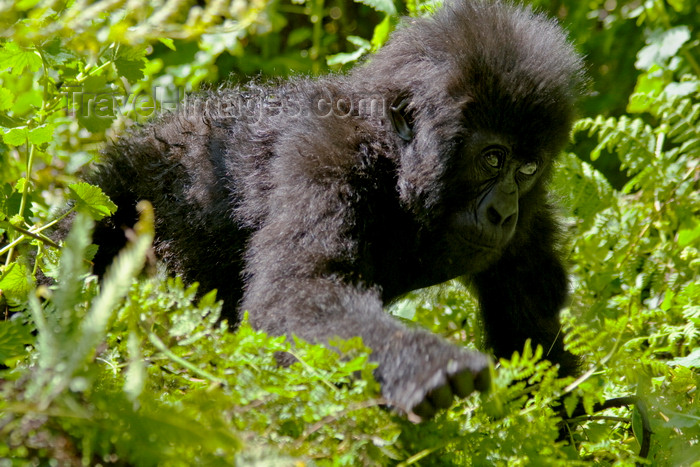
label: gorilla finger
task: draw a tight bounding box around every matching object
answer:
[427,382,454,409]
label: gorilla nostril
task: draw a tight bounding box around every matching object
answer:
[502,213,516,228]
[486,206,517,228]
[486,206,502,226]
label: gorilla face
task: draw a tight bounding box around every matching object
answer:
[452,135,543,249]
[388,89,558,282]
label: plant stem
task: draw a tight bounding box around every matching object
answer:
[311,0,324,74]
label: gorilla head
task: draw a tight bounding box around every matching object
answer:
[339,1,583,286]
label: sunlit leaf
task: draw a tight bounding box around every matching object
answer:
[68,182,118,220]
[0,42,42,75]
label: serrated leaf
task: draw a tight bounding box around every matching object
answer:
[1,124,55,146]
[14,178,26,192]
[68,182,118,220]
[554,153,615,230]
[55,206,154,392]
[41,38,79,67]
[355,0,396,15]
[0,42,42,75]
[0,262,32,304]
[114,47,147,83]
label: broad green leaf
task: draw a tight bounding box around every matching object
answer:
[0,112,25,128]
[355,0,396,15]
[114,47,147,83]
[68,182,118,220]
[0,124,54,146]
[41,38,79,67]
[15,0,41,9]
[80,74,109,92]
[0,42,42,75]
[70,75,117,132]
[627,66,664,113]
[347,35,371,48]
[0,262,32,304]
[288,28,312,48]
[667,0,684,12]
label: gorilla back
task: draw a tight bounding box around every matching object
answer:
[90,0,584,418]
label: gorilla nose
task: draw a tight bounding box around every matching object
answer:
[485,204,517,229]
[477,192,518,244]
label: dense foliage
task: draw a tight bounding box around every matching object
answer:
[1,0,698,464]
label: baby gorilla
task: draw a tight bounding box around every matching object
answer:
[89,0,584,418]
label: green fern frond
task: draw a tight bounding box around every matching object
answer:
[574,116,656,171]
[658,97,700,149]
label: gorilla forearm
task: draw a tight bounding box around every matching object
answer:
[245,275,490,416]
[473,207,579,376]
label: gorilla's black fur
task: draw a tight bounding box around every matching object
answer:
[89,0,584,417]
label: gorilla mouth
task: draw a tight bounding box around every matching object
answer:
[447,212,512,252]
[454,231,502,252]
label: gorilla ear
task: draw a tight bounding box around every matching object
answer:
[389,96,414,141]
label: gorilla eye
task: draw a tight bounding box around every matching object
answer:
[519,161,538,175]
[482,146,506,169]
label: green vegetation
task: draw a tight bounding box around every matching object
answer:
[1,0,698,464]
